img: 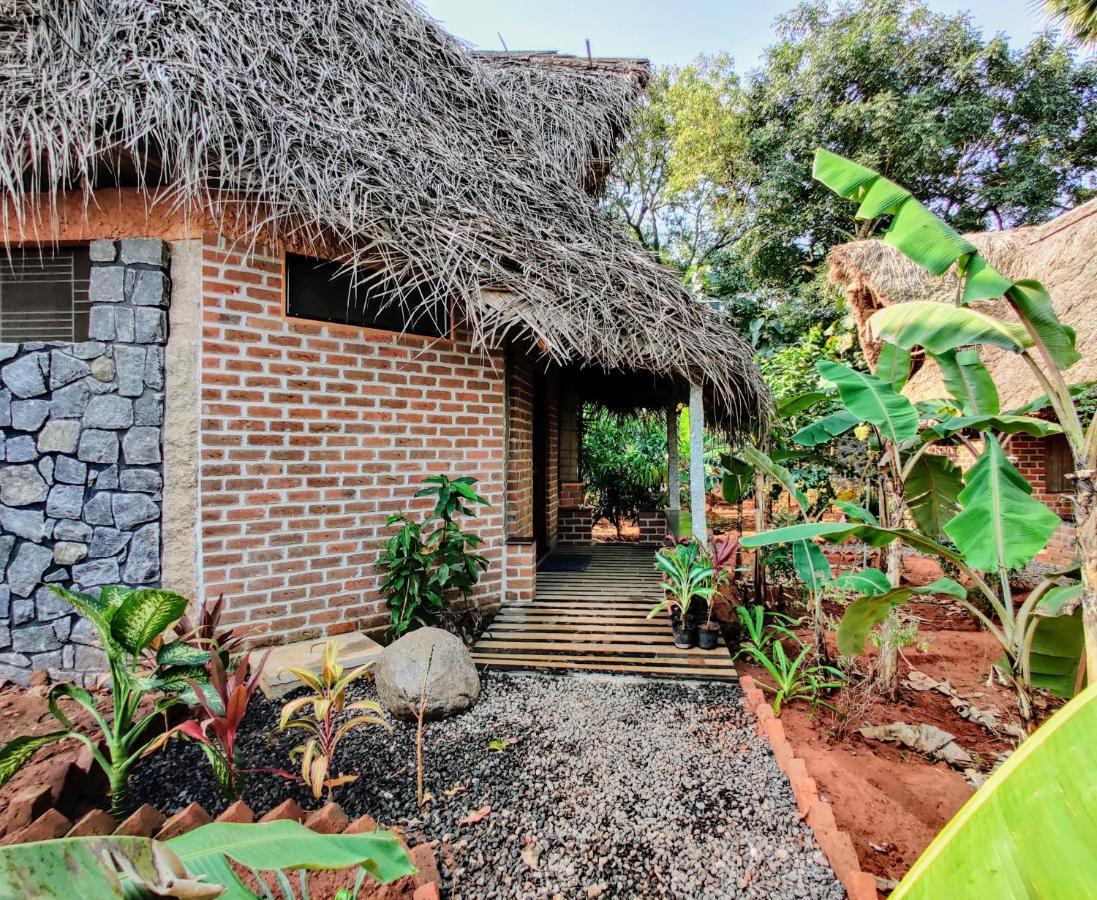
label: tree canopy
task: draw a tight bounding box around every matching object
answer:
[605,0,1097,389]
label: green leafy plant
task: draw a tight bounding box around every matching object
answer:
[0,819,416,899]
[379,475,489,639]
[0,585,207,819]
[174,594,250,661]
[892,682,1097,898]
[278,640,389,799]
[581,407,667,536]
[734,604,801,660]
[743,639,845,716]
[648,539,716,629]
[145,650,269,802]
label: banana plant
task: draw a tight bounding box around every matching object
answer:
[892,681,1097,898]
[743,513,1083,726]
[0,585,209,819]
[0,819,416,899]
[813,147,1097,687]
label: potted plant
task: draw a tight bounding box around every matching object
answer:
[696,536,740,649]
[649,540,716,648]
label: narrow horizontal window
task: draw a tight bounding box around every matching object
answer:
[0,246,91,343]
[285,253,450,338]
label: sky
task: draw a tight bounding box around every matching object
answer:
[418,1,1055,69]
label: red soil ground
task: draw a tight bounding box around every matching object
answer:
[735,558,1056,890]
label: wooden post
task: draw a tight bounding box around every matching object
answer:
[689,383,706,547]
[667,405,680,513]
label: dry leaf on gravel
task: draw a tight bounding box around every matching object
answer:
[443,783,467,798]
[458,804,491,826]
[521,838,541,870]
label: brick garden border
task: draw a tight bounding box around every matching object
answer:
[740,675,877,900]
[0,754,441,900]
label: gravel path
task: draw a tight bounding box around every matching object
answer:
[133,672,843,899]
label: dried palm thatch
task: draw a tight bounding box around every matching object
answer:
[0,0,767,432]
[829,200,1097,410]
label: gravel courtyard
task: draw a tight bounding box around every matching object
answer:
[134,672,843,899]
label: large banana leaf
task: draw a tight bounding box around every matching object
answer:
[926,415,1063,439]
[813,149,1014,301]
[832,568,891,595]
[777,390,829,418]
[892,683,1097,898]
[741,521,964,564]
[875,341,912,391]
[1030,609,1085,699]
[0,835,216,899]
[167,821,415,897]
[837,578,967,656]
[818,360,918,445]
[1007,279,1080,371]
[792,540,832,593]
[943,436,1060,573]
[832,500,879,525]
[739,445,808,514]
[791,410,859,447]
[720,453,754,504]
[110,588,190,655]
[932,348,999,415]
[868,303,1032,355]
[904,452,963,537]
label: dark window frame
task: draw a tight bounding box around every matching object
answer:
[1045,433,1074,494]
[283,253,452,340]
[0,244,92,344]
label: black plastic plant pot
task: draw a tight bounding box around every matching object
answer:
[672,620,697,649]
[697,623,721,650]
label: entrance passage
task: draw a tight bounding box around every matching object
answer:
[473,545,737,680]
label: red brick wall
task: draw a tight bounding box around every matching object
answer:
[199,238,507,642]
[504,351,534,541]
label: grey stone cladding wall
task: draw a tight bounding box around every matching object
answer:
[0,239,170,685]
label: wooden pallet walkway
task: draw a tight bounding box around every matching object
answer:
[472,544,737,681]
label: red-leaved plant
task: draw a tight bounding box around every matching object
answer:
[147,649,270,801]
[174,594,251,659]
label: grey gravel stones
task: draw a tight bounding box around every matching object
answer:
[133,674,844,900]
[0,239,170,684]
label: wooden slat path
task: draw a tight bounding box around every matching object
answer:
[472,544,736,680]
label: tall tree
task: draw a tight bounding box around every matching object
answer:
[737,0,1097,289]
[1045,0,1097,44]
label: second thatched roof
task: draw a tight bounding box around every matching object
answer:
[829,200,1097,410]
[0,0,767,430]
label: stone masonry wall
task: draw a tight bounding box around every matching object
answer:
[0,239,169,684]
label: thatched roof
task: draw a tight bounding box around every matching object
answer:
[0,0,766,430]
[829,200,1097,410]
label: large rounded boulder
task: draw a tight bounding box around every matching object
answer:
[374,627,480,721]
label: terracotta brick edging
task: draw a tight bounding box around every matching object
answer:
[0,781,440,900]
[739,675,877,900]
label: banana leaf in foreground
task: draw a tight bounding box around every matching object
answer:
[893,683,1097,898]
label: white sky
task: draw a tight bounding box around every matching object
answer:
[418,1,1058,68]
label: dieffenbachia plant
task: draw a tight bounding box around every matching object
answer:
[0,586,214,819]
[814,148,1096,689]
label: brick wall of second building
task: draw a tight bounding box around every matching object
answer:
[1010,433,1076,566]
[199,238,506,643]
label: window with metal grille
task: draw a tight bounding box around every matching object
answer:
[0,247,91,344]
[1045,433,1074,494]
[285,253,450,339]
